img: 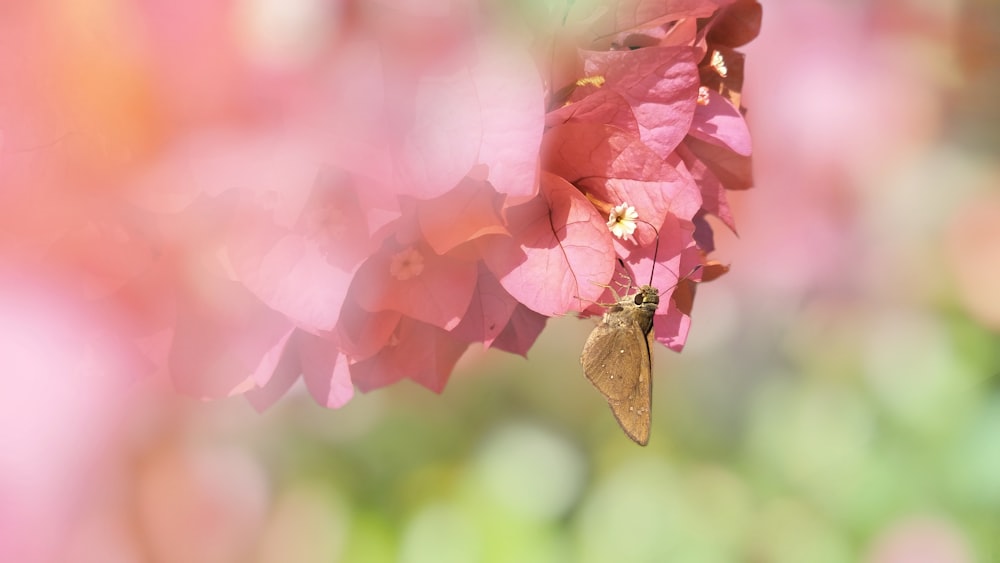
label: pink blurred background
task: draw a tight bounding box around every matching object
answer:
[1,0,997,561]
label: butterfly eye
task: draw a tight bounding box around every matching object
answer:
[634,293,644,305]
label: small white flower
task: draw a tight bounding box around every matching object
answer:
[710,49,728,78]
[607,203,639,241]
[697,86,711,106]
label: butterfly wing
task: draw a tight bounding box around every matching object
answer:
[605,325,653,445]
[580,309,640,400]
[580,311,653,445]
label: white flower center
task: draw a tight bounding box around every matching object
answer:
[389,247,425,280]
[607,203,639,241]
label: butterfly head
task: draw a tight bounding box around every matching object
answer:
[632,285,660,312]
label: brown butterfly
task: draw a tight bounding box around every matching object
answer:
[579,284,659,445]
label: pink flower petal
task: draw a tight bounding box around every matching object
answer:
[675,145,737,232]
[227,231,356,333]
[221,165,395,333]
[579,46,700,157]
[689,88,752,156]
[470,39,545,200]
[490,304,548,357]
[298,332,354,409]
[644,218,704,352]
[546,87,640,136]
[682,134,753,191]
[653,296,695,352]
[416,177,509,256]
[390,36,545,201]
[394,72,484,199]
[625,213,700,292]
[337,294,402,362]
[168,275,296,399]
[480,171,616,316]
[244,328,354,410]
[543,123,703,233]
[350,317,470,393]
[448,263,520,347]
[352,240,478,331]
[244,353,300,413]
[582,213,702,351]
[578,0,725,48]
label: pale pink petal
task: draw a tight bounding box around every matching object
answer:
[222,166,390,332]
[350,317,470,393]
[689,88,753,156]
[543,123,703,231]
[471,39,545,200]
[626,213,701,294]
[642,216,703,351]
[395,70,483,199]
[228,232,355,333]
[298,332,354,409]
[580,46,700,157]
[337,295,402,362]
[480,171,616,316]
[416,177,509,256]
[243,329,354,411]
[582,213,702,351]
[682,134,753,191]
[352,241,478,331]
[490,304,549,357]
[653,297,695,352]
[674,145,737,232]
[448,263,519,347]
[392,36,543,201]
[244,344,301,413]
[409,334,472,393]
[576,0,725,48]
[168,275,297,399]
[546,87,640,135]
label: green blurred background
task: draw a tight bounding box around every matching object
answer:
[62,0,1000,561]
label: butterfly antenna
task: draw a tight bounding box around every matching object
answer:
[648,225,660,286]
[632,219,700,291]
[657,264,705,297]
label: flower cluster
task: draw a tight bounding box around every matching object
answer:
[0,0,759,409]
